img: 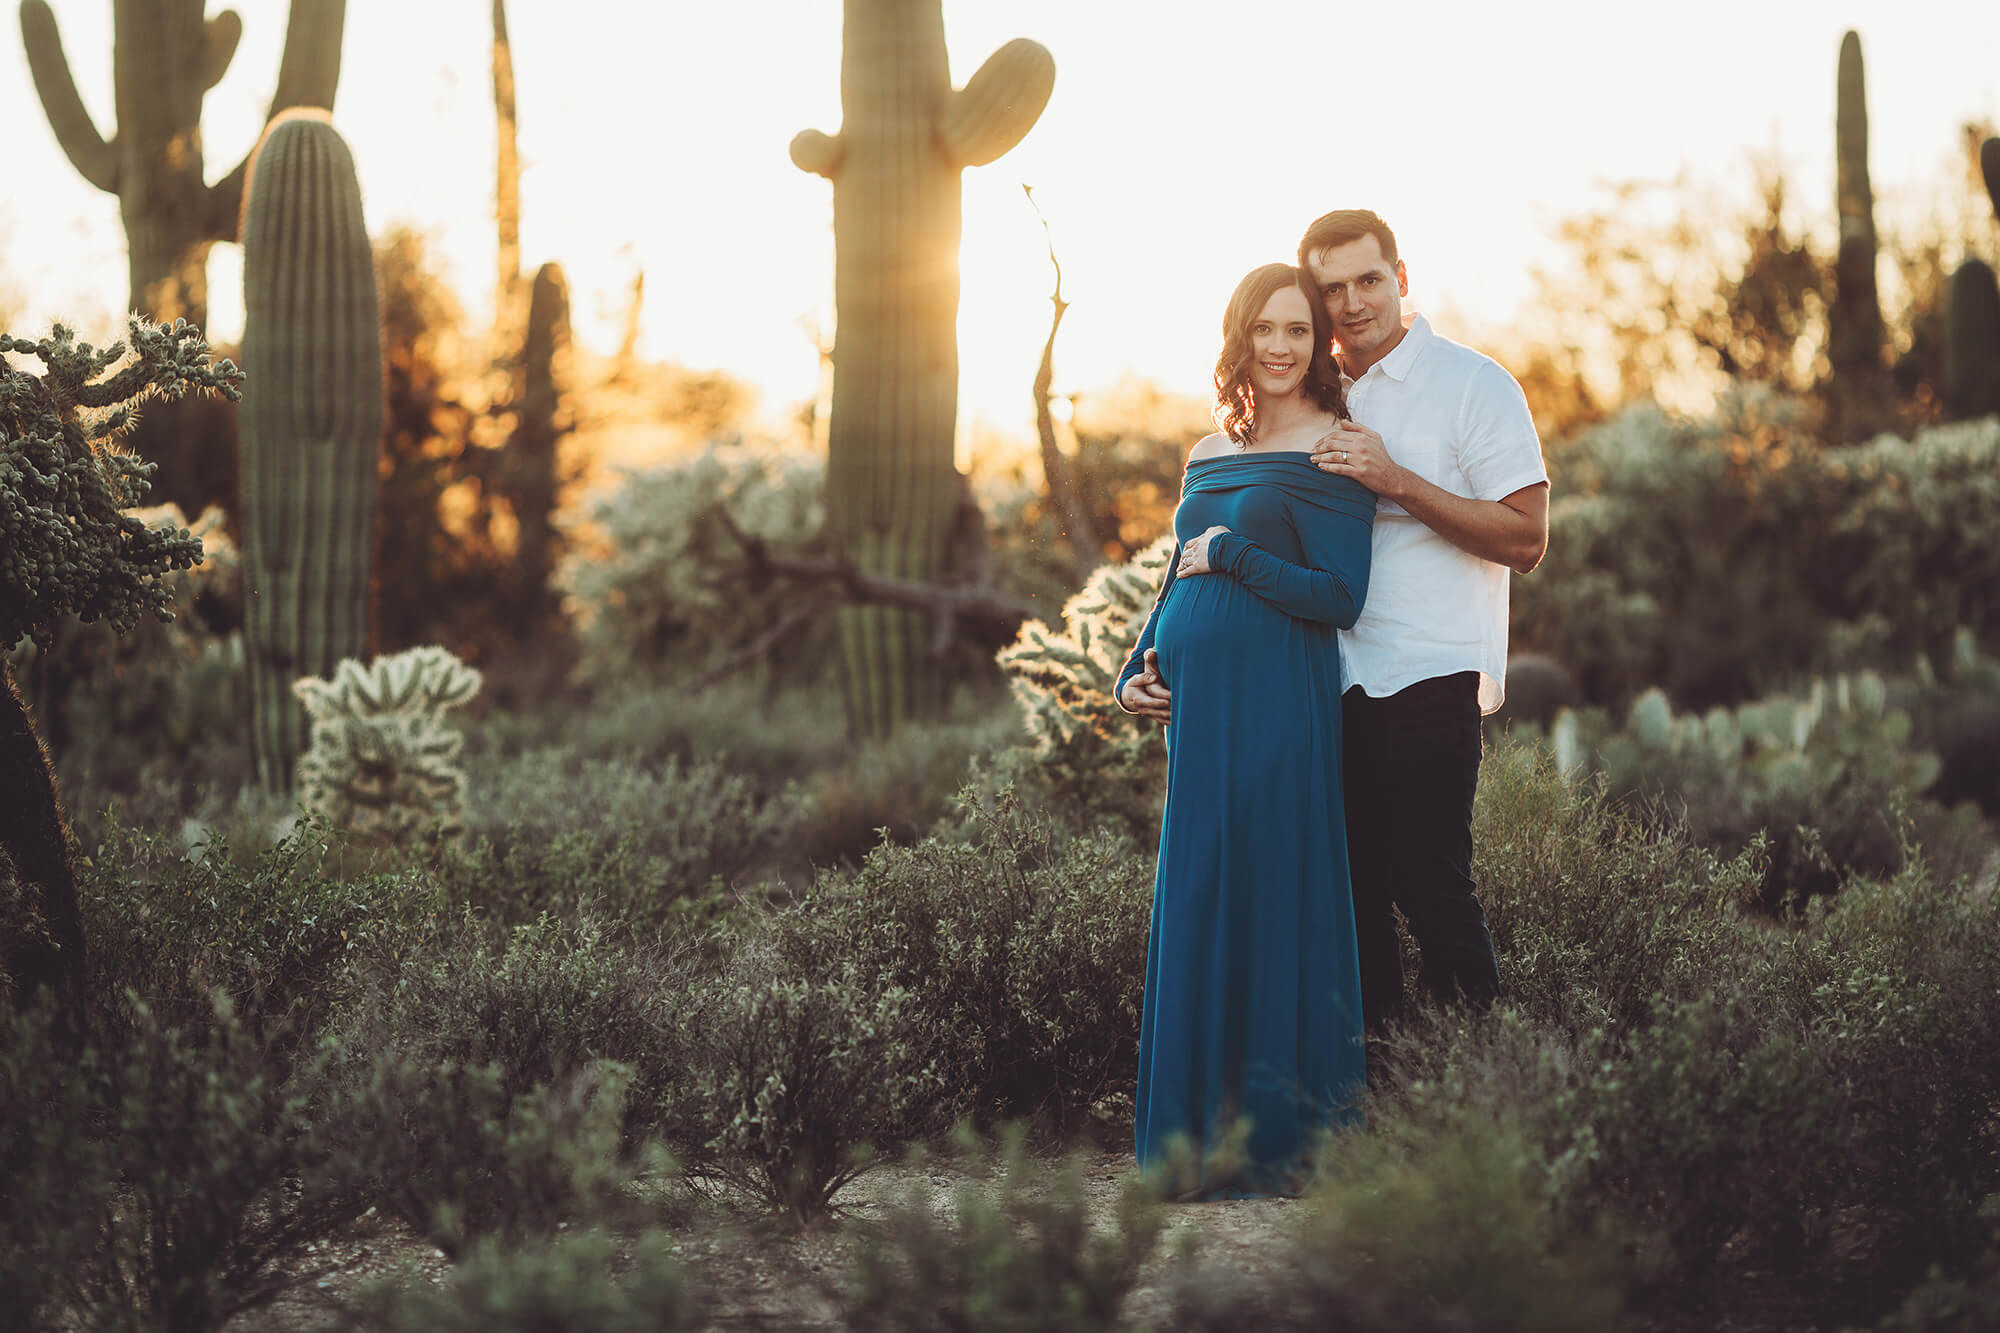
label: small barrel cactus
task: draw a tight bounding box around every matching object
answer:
[293,645,482,848]
[238,108,383,792]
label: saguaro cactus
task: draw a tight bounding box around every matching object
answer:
[1828,30,1886,439]
[19,0,347,332]
[1943,137,2000,419]
[504,261,572,637]
[792,0,1055,736]
[238,109,381,792]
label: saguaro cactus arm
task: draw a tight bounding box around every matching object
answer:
[200,9,242,90]
[790,129,845,179]
[207,0,349,238]
[18,0,117,191]
[1982,136,2000,223]
[940,38,1055,168]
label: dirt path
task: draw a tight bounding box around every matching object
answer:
[248,1150,1303,1330]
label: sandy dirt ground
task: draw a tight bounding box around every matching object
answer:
[243,1148,1303,1330]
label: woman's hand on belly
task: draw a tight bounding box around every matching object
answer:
[1177,525,1230,577]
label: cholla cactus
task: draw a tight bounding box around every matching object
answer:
[1,320,232,647]
[293,646,482,848]
[1,315,238,1003]
[996,535,1172,786]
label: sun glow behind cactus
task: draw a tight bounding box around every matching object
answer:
[5,2,2000,455]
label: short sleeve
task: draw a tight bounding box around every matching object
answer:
[1455,359,1548,502]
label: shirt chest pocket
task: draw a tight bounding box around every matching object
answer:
[1381,435,1460,516]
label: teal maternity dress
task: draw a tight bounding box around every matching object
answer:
[1116,450,1375,1196]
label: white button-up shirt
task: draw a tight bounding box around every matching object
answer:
[1339,314,1547,714]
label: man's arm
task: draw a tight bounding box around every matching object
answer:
[1382,469,1547,574]
[1312,422,1548,574]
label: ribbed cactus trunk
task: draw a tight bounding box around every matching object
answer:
[509,261,570,637]
[19,0,346,515]
[793,0,1054,737]
[1828,31,1888,440]
[238,111,382,792]
[1943,138,2000,420]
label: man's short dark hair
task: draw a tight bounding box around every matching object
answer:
[1298,210,1400,269]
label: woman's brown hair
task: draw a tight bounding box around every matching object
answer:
[1212,263,1347,445]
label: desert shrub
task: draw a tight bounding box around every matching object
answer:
[451,746,804,926]
[328,914,699,1151]
[843,1126,1166,1333]
[787,707,1021,868]
[1753,865,2000,1307]
[1566,994,1851,1318]
[1884,1203,2000,1333]
[1514,402,2000,712]
[1279,1123,1620,1332]
[78,818,443,1036]
[560,446,835,687]
[330,1052,643,1257]
[1472,743,1764,1032]
[332,1228,701,1332]
[0,1000,110,1330]
[780,788,1154,1134]
[468,676,851,781]
[3,991,373,1333]
[685,943,938,1223]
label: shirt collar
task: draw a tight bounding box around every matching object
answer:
[1344,312,1433,386]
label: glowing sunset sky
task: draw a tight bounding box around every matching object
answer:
[4,1,1998,443]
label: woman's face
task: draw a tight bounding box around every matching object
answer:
[1247,283,1315,402]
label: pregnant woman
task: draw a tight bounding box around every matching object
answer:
[1115,262,1375,1197]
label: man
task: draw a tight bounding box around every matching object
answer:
[1122,210,1548,1032]
[1300,209,1548,1030]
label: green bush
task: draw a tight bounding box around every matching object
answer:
[843,1126,1166,1333]
[1472,743,1764,1032]
[685,944,938,1223]
[0,1001,109,1331]
[787,707,1020,868]
[330,1051,644,1257]
[1515,403,2000,712]
[780,787,1154,1134]
[78,818,443,1036]
[451,746,803,927]
[333,1228,702,1332]
[328,914,699,1150]
[2,991,372,1333]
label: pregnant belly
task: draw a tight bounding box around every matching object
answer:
[1153,580,1290,686]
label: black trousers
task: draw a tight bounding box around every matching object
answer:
[1342,671,1500,1032]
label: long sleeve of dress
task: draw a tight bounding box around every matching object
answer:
[1206,512,1371,628]
[1115,563,1178,705]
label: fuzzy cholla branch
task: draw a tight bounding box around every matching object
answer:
[293,646,483,848]
[997,535,1173,756]
[0,317,241,648]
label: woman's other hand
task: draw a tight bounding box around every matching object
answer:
[1178,525,1230,577]
[1119,648,1173,723]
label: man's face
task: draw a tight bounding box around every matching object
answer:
[1305,235,1408,369]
